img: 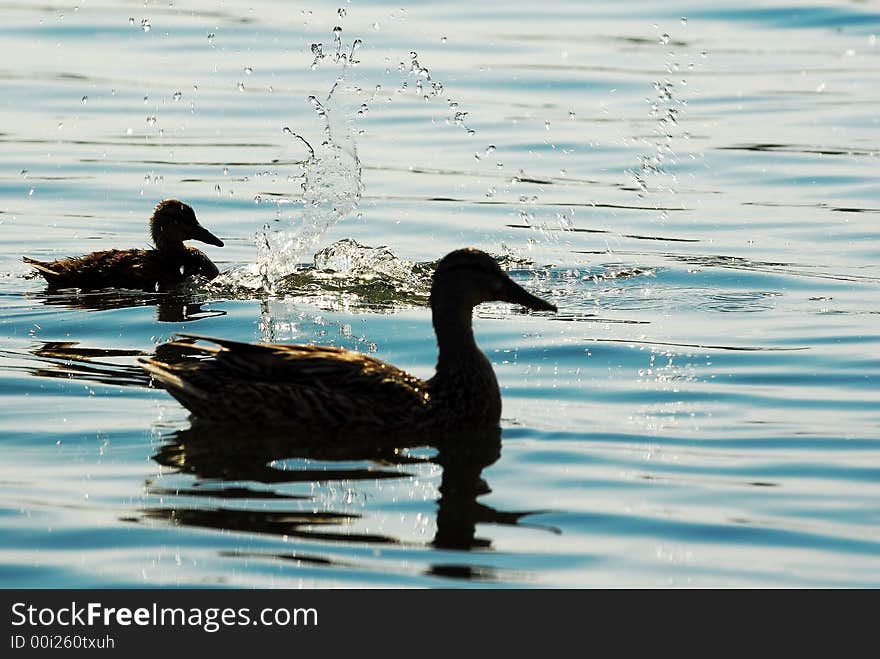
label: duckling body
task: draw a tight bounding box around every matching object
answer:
[140,248,556,430]
[23,199,223,291]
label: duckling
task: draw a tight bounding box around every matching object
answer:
[23,199,223,291]
[139,248,557,430]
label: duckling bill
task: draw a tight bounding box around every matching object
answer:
[140,248,557,431]
[23,199,223,291]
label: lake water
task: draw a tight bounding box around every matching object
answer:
[0,0,878,587]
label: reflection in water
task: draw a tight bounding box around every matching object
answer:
[0,341,150,388]
[28,289,227,322]
[140,423,543,580]
[0,340,215,389]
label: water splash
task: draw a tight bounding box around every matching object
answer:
[209,239,564,313]
[253,28,364,291]
[210,239,433,309]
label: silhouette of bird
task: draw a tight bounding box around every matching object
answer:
[23,199,223,291]
[140,248,556,430]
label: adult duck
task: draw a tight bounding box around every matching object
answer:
[140,248,556,430]
[23,199,223,291]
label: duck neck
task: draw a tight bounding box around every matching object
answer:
[432,301,480,374]
[429,298,502,425]
[152,232,185,253]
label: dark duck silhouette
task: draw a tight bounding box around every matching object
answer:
[23,199,223,291]
[139,248,557,430]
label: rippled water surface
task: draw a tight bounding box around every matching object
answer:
[1,0,878,587]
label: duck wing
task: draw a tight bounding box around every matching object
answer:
[139,334,430,429]
[23,249,161,290]
[24,248,217,290]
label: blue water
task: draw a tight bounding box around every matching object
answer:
[0,0,878,587]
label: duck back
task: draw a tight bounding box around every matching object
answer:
[24,246,219,291]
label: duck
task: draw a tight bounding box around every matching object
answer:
[23,199,224,291]
[139,248,557,430]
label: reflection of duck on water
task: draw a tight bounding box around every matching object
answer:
[30,290,226,323]
[23,199,224,291]
[140,248,557,429]
[0,339,218,389]
[142,423,542,562]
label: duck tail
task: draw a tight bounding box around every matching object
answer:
[22,256,61,278]
[138,357,210,404]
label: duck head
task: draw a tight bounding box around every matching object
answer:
[430,248,557,313]
[150,199,224,250]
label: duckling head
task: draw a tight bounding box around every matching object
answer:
[431,248,557,313]
[150,199,224,250]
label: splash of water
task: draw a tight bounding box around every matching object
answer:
[253,30,365,290]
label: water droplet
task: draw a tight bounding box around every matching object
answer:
[237,81,245,92]
[332,25,342,35]
[700,50,708,58]
[680,17,687,25]
[244,66,253,75]
[485,145,496,156]
[410,51,418,60]
[440,36,447,43]
[372,21,380,30]
[173,91,182,101]
[128,17,134,25]
[81,96,88,104]
[223,167,229,175]
[146,115,157,125]
[28,188,34,196]
[337,7,346,18]
[141,18,151,32]
[57,122,63,130]
[214,184,221,195]
[544,120,551,130]
[207,33,215,45]
[660,33,670,45]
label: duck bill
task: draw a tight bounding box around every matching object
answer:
[190,223,224,247]
[499,278,557,312]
